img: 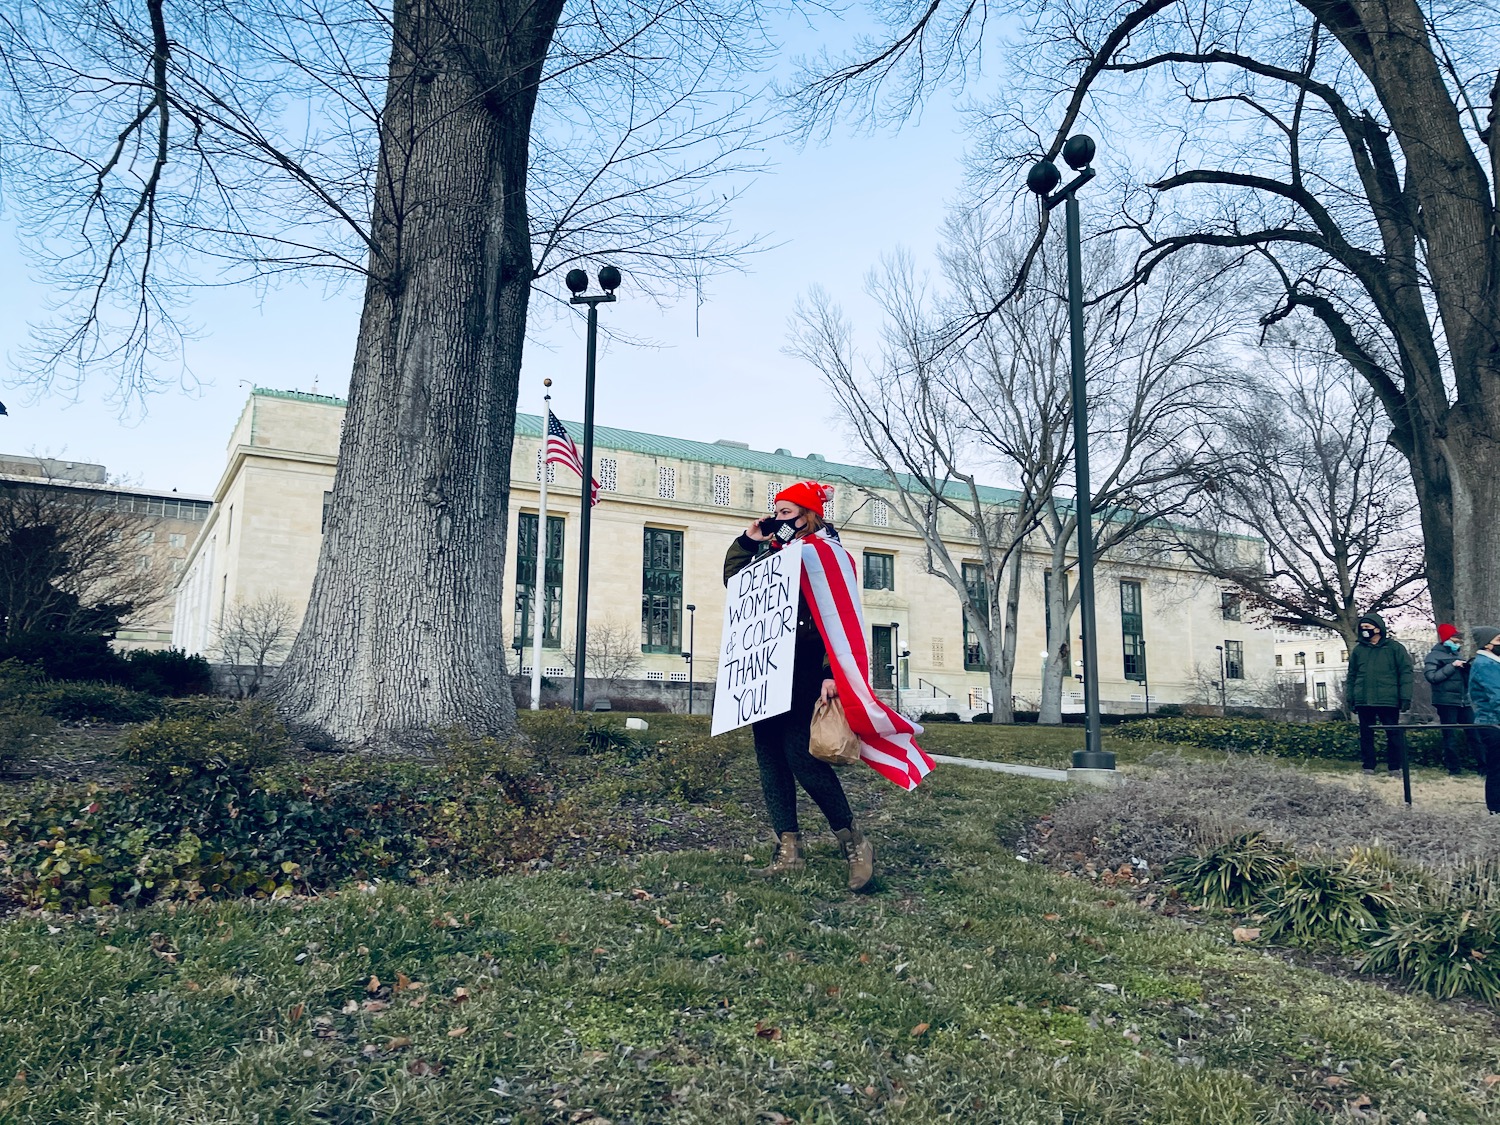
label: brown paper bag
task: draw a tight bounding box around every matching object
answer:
[809,697,862,765]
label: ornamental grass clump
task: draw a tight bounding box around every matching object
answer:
[1259,857,1404,949]
[118,700,288,782]
[1165,832,1290,910]
[1359,865,1500,1001]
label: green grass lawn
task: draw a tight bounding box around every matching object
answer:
[5,758,1500,1123]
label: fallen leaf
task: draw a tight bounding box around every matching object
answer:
[1483,1074,1500,1088]
[184,981,201,992]
[1324,1075,1347,1089]
[407,1057,443,1077]
[366,974,381,993]
[448,1026,469,1038]
[580,1049,609,1063]
[655,916,674,928]
[825,986,841,997]
[858,953,872,964]
[361,1000,389,1013]
[393,972,412,993]
[593,947,607,955]
[341,1000,360,1014]
[452,987,470,1004]
[287,1003,305,1023]
[910,1022,930,1037]
[754,1020,782,1041]
[631,888,653,900]
[1043,913,1061,922]
[12,1071,25,1086]
[1232,927,1261,943]
[387,1036,412,1050]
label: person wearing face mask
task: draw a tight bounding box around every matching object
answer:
[1345,612,1413,775]
[1424,623,1483,775]
[1465,626,1500,813]
[722,481,876,892]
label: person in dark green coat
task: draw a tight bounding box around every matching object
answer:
[1345,611,1413,774]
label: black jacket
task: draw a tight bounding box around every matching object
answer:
[1423,642,1470,706]
[723,534,830,683]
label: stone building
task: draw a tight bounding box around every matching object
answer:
[173,388,1274,711]
[1,454,212,650]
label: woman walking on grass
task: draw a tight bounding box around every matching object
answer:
[722,481,934,893]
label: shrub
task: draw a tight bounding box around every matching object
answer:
[0,631,128,683]
[1259,858,1403,949]
[970,713,993,724]
[920,712,961,723]
[655,735,737,802]
[582,722,650,761]
[118,702,288,779]
[1165,832,1291,909]
[0,703,55,766]
[608,695,671,713]
[34,681,161,723]
[433,728,542,810]
[1114,715,1447,766]
[122,648,215,696]
[1151,703,1186,717]
[518,708,589,758]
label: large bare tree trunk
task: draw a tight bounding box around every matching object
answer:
[269,0,564,748]
[985,555,1022,723]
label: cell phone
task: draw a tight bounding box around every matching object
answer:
[759,516,797,543]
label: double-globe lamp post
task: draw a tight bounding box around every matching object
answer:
[1027,135,1112,770]
[566,265,621,711]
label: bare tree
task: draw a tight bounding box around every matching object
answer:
[1168,343,1426,657]
[795,0,1500,632]
[563,619,642,689]
[215,593,301,698]
[1,0,775,747]
[791,220,1237,723]
[0,479,163,639]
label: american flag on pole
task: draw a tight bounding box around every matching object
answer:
[545,410,599,506]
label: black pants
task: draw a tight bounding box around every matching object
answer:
[1434,703,1485,773]
[1476,726,1500,814]
[752,673,853,836]
[1357,705,1405,771]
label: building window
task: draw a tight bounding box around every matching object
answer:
[171,558,185,574]
[1221,591,1242,621]
[515,513,564,647]
[871,498,889,528]
[658,466,676,500]
[1275,654,1284,667]
[1340,649,1349,662]
[1315,681,1329,708]
[1120,580,1145,682]
[642,528,683,652]
[1315,651,1326,665]
[321,491,333,534]
[712,474,731,506]
[599,457,618,492]
[1294,652,1306,665]
[135,554,151,572]
[962,562,988,671]
[169,533,186,549]
[863,551,895,591]
[1224,639,1245,680]
[766,482,782,512]
[534,450,557,483]
[137,530,155,545]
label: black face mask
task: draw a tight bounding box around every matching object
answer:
[1359,628,1375,642]
[759,516,801,544]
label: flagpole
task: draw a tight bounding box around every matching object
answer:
[530,385,551,710]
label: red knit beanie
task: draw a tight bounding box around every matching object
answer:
[774,481,835,518]
[1438,623,1459,642]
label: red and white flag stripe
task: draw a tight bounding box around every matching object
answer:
[798,532,934,790]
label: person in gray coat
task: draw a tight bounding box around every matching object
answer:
[1424,622,1484,775]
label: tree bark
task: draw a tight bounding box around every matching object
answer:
[985,556,1022,723]
[268,0,564,748]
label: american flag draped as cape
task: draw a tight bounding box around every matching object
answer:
[796,530,935,790]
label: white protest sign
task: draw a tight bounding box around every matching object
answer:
[711,547,803,736]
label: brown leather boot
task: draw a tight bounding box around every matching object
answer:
[756,832,805,876]
[835,825,875,893]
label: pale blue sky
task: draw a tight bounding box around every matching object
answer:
[0,22,987,495]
